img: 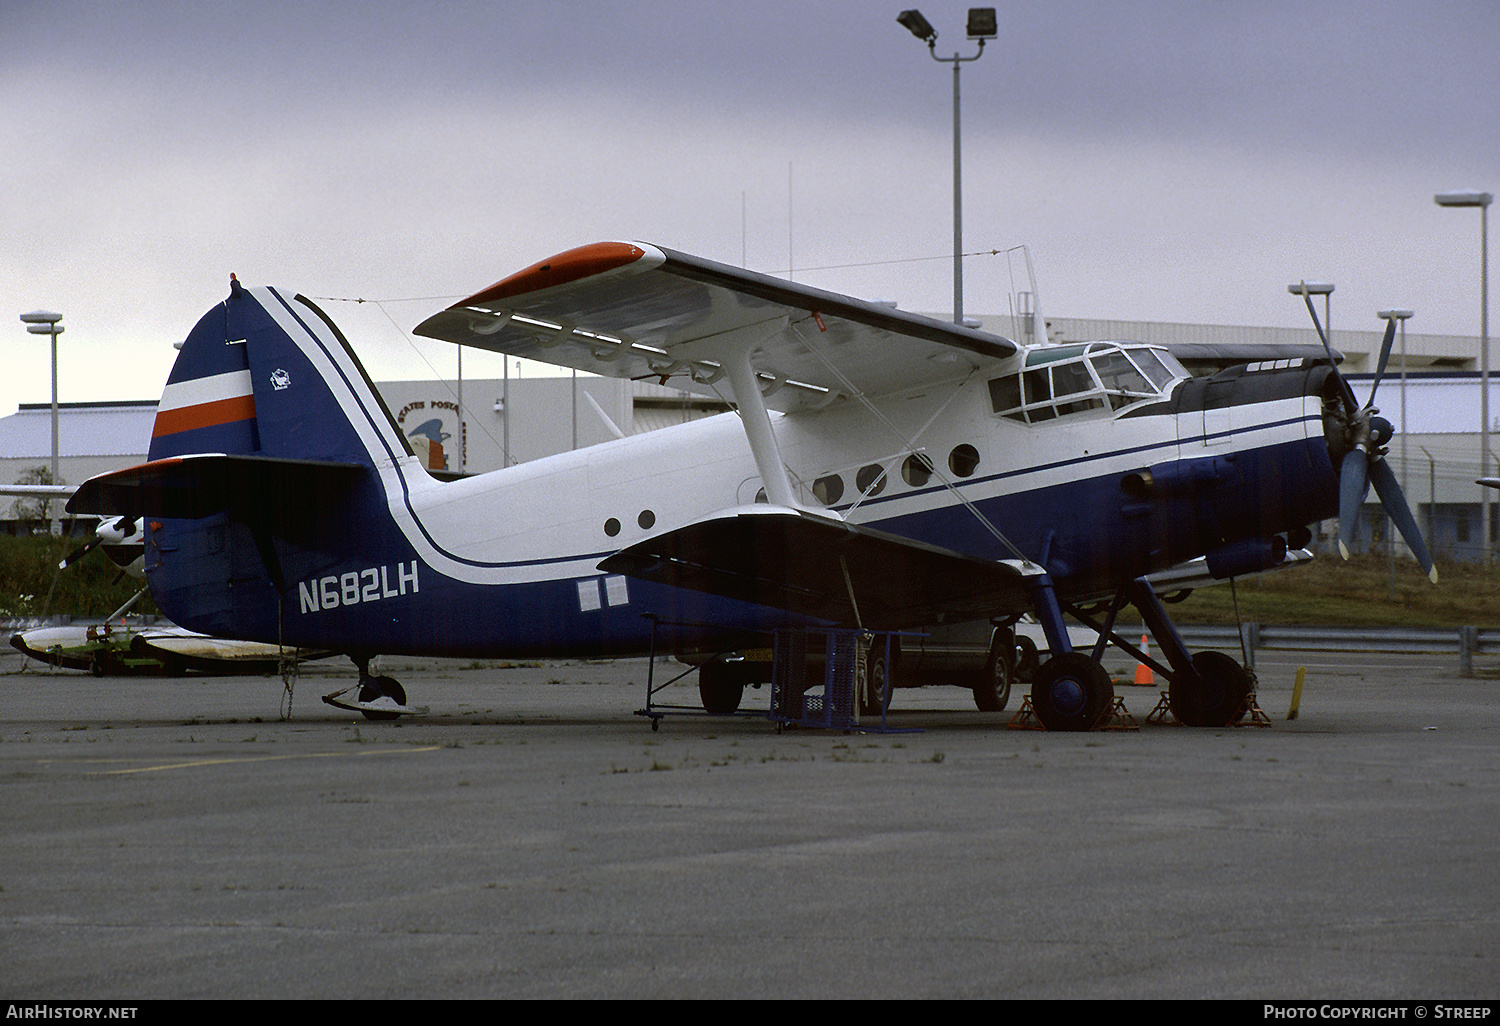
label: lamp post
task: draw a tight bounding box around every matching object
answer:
[19,310,63,535]
[1435,189,1492,563]
[1288,282,1335,554]
[1377,308,1415,524]
[897,8,996,325]
[1288,281,1335,359]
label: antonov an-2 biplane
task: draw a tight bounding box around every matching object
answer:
[66,242,1435,729]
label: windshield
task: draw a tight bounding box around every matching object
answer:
[988,343,1181,424]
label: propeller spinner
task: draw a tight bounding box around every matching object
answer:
[1298,283,1437,583]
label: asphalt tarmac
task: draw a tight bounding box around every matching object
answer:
[2,644,1497,1000]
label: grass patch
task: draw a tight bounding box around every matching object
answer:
[1160,551,1500,628]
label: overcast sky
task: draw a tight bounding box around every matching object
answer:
[3,0,1496,418]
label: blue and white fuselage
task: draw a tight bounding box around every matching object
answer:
[73,242,1400,728]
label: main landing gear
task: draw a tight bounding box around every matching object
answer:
[321,655,424,720]
[1021,574,1254,731]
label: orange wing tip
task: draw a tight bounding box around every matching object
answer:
[455,241,661,308]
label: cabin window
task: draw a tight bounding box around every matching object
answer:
[987,342,1178,424]
[902,453,934,487]
[856,464,888,497]
[949,444,980,477]
[812,474,845,506]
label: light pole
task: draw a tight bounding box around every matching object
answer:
[1435,189,1492,563]
[1377,308,1415,528]
[1289,282,1335,553]
[1288,281,1335,359]
[19,310,63,535]
[897,8,996,325]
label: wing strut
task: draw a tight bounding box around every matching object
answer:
[720,323,798,509]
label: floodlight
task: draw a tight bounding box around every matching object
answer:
[897,9,935,42]
[1434,190,1493,208]
[966,8,997,39]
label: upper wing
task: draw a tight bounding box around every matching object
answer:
[414,242,1018,412]
[598,505,1033,629]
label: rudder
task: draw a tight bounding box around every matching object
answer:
[148,278,412,469]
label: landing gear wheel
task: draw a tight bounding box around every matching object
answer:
[973,629,1013,712]
[859,644,890,718]
[698,662,745,715]
[1029,652,1114,731]
[1168,651,1252,727]
[357,675,407,721]
[1012,634,1040,682]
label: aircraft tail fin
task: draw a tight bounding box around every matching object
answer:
[148,278,413,469]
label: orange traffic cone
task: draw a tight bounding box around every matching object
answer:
[1134,634,1154,686]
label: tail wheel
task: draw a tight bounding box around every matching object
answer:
[358,675,406,721]
[1029,653,1114,731]
[1168,651,1252,727]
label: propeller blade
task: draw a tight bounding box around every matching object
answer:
[57,536,102,570]
[1298,283,1357,413]
[1369,458,1439,584]
[1337,452,1370,560]
[1366,317,1398,410]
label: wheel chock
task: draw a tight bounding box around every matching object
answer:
[1095,695,1139,731]
[1237,691,1272,727]
[1143,689,1271,727]
[1146,690,1178,725]
[1008,695,1136,731]
[1006,696,1045,730]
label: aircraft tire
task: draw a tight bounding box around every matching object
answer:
[358,675,407,722]
[1030,653,1114,731]
[1168,651,1251,727]
[859,644,891,718]
[973,629,1013,712]
[1013,635,1040,682]
[698,662,745,715]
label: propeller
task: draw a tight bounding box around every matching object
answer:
[1297,283,1437,583]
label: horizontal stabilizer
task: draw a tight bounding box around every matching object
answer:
[66,454,366,521]
[598,506,1032,630]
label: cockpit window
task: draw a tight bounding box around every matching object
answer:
[988,342,1180,424]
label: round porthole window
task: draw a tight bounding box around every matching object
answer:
[812,474,845,506]
[902,453,934,487]
[638,509,656,530]
[855,464,887,497]
[949,444,980,477]
[604,518,621,537]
